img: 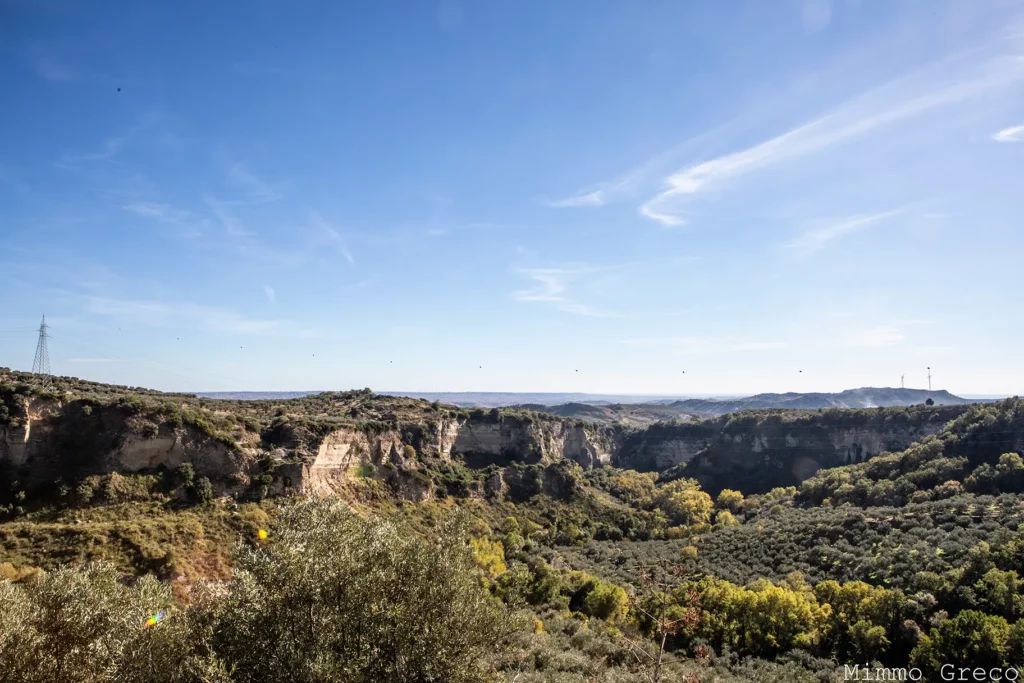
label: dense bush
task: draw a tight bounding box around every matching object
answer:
[0,500,516,683]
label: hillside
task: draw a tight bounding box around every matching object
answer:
[512,387,980,427]
[513,401,698,427]
[668,387,979,417]
[2,370,972,504]
[3,369,1023,681]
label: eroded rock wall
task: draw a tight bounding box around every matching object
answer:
[1,397,253,495]
[615,419,948,495]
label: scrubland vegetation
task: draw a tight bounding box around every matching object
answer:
[1,370,1022,680]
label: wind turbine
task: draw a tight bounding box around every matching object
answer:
[901,374,905,389]
[927,367,932,391]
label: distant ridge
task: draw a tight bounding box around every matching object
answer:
[195,391,720,407]
[666,387,983,417]
[195,391,322,401]
[193,388,997,419]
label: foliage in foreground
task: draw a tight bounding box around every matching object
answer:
[0,499,516,683]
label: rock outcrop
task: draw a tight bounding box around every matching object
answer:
[0,383,972,502]
[613,409,962,495]
[1,397,254,496]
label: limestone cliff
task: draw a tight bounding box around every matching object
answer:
[613,405,966,495]
[293,417,611,499]
[1,395,255,497]
[0,373,974,503]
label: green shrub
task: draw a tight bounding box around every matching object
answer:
[192,477,214,504]
[211,499,518,682]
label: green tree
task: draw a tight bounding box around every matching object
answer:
[652,478,714,528]
[209,499,517,683]
[714,510,740,528]
[911,610,1011,671]
[583,581,629,624]
[173,462,192,489]
[716,489,744,513]
[191,476,213,504]
[0,563,226,683]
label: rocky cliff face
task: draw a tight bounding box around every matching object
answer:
[1,397,254,496]
[1,387,968,503]
[0,396,613,504]
[1,397,62,468]
[614,415,952,495]
[294,418,611,499]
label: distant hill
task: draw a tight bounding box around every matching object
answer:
[358,392,702,408]
[667,387,982,417]
[194,388,991,417]
[194,391,701,407]
[196,391,322,401]
[512,402,697,427]
[516,387,990,424]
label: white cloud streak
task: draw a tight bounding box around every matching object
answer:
[620,336,710,354]
[845,326,906,348]
[83,295,284,335]
[122,202,192,223]
[993,123,1024,141]
[263,285,276,304]
[199,162,284,237]
[546,123,734,212]
[204,196,252,236]
[310,211,356,265]
[29,52,131,86]
[546,190,606,208]
[639,46,1024,225]
[731,341,790,351]
[512,267,616,317]
[784,208,908,255]
[226,162,283,203]
[67,357,116,363]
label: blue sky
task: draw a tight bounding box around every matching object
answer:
[1,0,1023,395]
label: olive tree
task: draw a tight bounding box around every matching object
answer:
[0,563,224,683]
[209,498,518,683]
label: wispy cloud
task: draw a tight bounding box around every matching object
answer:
[32,56,74,82]
[53,119,167,200]
[83,295,285,335]
[232,62,292,77]
[845,326,906,348]
[310,211,356,265]
[226,162,283,204]
[621,336,710,354]
[640,203,686,227]
[914,345,956,354]
[545,124,732,212]
[204,196,253,237]
[67,357,116,363]
[512,266,618,317]
[546,190,606,208]
[993,123,1024,142]
[199,163,284,236]
[623,337,788,353]
[263,285,276,304]
[122,202,192,223]
[784,208,908,255]
[638,41,1024,226]
[55,120,153,168]
[29,51,131,86]
[732,341,790,351]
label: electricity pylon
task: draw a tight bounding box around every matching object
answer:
[32,315,50,376]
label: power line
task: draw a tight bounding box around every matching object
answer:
[32,315,50,376]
